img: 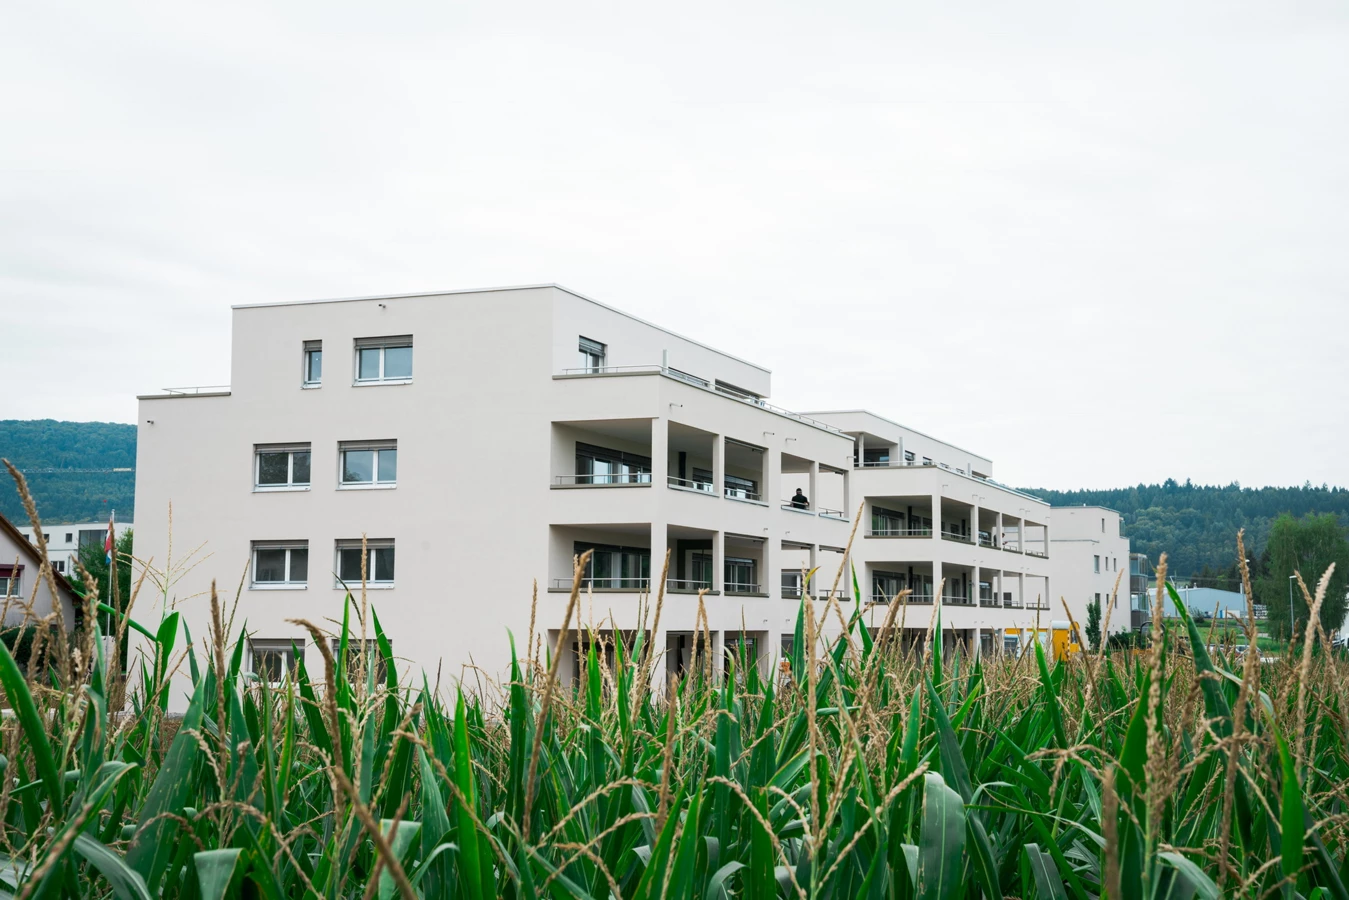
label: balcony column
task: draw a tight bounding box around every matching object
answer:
[842,468,851,519]
[973,563,981,607]
[932,559,943,608]
[712,530,724,594]
[971,500,980,543]
[650,521,667,599]
[1019,518,1026,555]
[1042,521,1050,557]
[808,461,819,510]
[713,435,725,498]
[856,433,865,467]
[931,494,942,540]
[996,511,1004,549]
[651,417,669,489]
[762,533,778,598]
[1019,571,1027,612]
[971,626,982,659]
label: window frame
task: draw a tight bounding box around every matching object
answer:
[332,638,389,685]
[303,340,323,388]
[578,336,606,373]
[254,444,312,492]
[248,638,306,686]
[335,540,396,589]
[338,440,398,489]
[353,336,413,385]
[250,541,310,589]
[0,574,20,598]
[1093,555,1101,574]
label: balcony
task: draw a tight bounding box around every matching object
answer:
[724,485,764,503]
[725,581,765,597]
[666,578,714,594]
[940,528,974,545]
[668,475,715,495]
[943,594,975,607]
[555,472,651,487]
[552,576,651,591]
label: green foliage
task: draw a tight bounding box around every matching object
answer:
[1022,478,1349,577]
[0,571,1346,900]
[1257,512,1349,639]
[1085,595,1102,651]
[0,419,135,523]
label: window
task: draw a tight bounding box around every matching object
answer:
[79,529,104,548]
[725,558,758,593]
[691,467,714,492]
[340,441,398,488]
[336,540,395,586]
[575,442,650,485]
[860,447,890,467]
[255,444,312,490]
[249,639,305,685]
[872,571,906,602]
[1101,518,1106,533]
[1,571,20,596]
[871,506,906,535]
[723,473,759,501]
[578,336,606,372]
[904,451,916,463]
[690,552,712,587]
[1094,555,1101,574]
[64,533,73,543]
[354,336,413,384]
[575,542,650,589]
[251,542,308,588]
[781,570,803,598]
[303,340,323,386]
[1113,557,1117,572]
[1095,593,1102,606]
[53,561,65,573]
[333,638,389,684]
[922,457,933,466]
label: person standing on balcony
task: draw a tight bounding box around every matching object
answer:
[792,488,810,510]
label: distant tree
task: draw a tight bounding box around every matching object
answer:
[1256,514,1349,641]
[71,528,134,638]
[1085,596,1102,651]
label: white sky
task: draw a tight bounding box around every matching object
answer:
[3,0,1347,490]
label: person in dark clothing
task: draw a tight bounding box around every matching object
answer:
[791,488,809,509]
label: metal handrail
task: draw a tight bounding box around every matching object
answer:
[869,527,931,537]
[555,472,652,485]
[979,598,1001,608]
[669,475,715,493]
[725,582,762,594]
[725,487,763,502]
[160,385,230,395]
[940,531,974,543]
[667,578,713,592]
[1025,549,1049,559]
[552,577,651,590]
[817,507,847,519]
[1003,598,1024,609]
[781,586,803,599]
[815,588,850,600]
[880,593,932,604]
[943,595,975,606]
[781,501,814,512]
[978,534,996,548]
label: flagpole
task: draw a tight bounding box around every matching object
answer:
[106,509,115,635]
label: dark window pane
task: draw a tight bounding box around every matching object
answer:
[339,548,364,582]
[291,452,311,485]
[258,453,289,485]
[307,350,322,382]
[383,346,412,379]
[342,450,374,483]
[359,348,381,380]
[289,549,308,583]
[377,449,397,483]
[374,547,395,582]
[255,549,287,582]
[253,649,284,682]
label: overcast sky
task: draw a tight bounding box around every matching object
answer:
[3,0,1347,490]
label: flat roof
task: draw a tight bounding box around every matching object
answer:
[796,409,991,464]
[231,283,771,375]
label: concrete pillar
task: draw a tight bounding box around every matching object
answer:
[842,468,851,520]
[712,530,724,593]
[972,626,982,659]
[971,500,980,543]
[996,511,1004,549]
[1042,521,1050,557]
[933,559,943,608]
[712,434,725,498]
[973,564,981,607]
[808,460,819,510]
[1018,572,1027,611]
[931,493,942,539]
[856,433,865,467]
[1019,518,1026,555]
[651,416,668,487]
[650,521,667,598]
[762,534,777,597]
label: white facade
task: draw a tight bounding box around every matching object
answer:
[134,284,1127,705]
[14,521,130,579]
[2,514,80,628]
[1048,506,1131,641]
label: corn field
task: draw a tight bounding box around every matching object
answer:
[2,493,1349,899]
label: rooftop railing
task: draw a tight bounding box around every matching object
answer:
[157,385,231,396]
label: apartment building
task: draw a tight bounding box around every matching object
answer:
[1048,506,1131,643]
[134,284,1127,704]
[15,521,130,577]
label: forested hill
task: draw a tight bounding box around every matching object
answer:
[1020,480,1349,577]
[0,420,136,525]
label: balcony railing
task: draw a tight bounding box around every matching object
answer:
[725,582,763,595]
[1025,549,1049,559]
[555,472,652,486]
[552,577,651,591]
[725,486,763,503]
[815,588,850,600]
[782,585,803,599]
[940,530,973,544]
[868,527,932,537]
[817,507,848,521]
[781,500,814,513]
[667,578,713,593]
[1003,597,1024,609]
[943,595,975,607]
[668,475,715,494]
[979,597,1000,608]
[978,534,997,548]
